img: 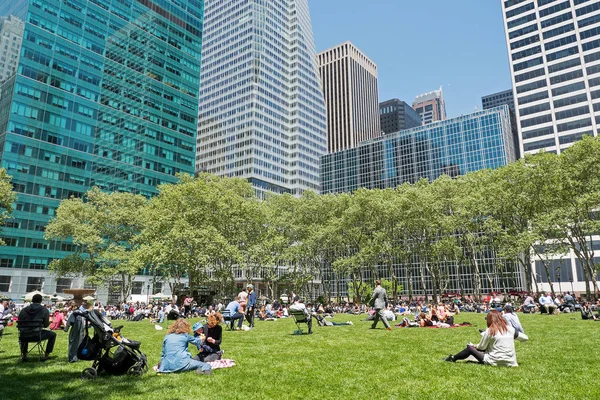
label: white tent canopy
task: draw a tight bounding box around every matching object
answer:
[23,290,51,301]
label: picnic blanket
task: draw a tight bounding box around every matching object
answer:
[206,359,236,369]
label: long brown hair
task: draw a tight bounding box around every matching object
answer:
[167,319,191,334]
[486,310,508,336]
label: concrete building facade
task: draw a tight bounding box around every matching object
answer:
[413,86,447,125]
[318,41,380,153]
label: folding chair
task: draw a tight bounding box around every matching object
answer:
[290,309,311,335]
[17,319,46,361]
[221,309,235,331]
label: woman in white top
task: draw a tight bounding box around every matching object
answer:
[444,310,528,367]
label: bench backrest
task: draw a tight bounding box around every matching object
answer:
[221,309,232,320]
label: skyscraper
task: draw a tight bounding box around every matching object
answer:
[0,15,24,85]
[413,87,447,125]
[318,41,380,153]
[196,0,327,197]
[379,98,422,134]
[0,0,204,300]
[502,0,600,156]
[482,88,520,158]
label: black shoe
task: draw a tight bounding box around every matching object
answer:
[21,357,28,362]
[444,355,456,362]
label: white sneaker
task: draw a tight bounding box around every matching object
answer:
[347,321,353,325]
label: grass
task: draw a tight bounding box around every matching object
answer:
[0,311,598,400]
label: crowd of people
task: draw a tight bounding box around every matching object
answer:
[4,283,600,373]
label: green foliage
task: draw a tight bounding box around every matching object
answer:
[45,188,147,301]
[45,136,600,300]
[0,168,16,245]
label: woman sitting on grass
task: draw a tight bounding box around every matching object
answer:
[156,319,212,375]
[444,310,528,367]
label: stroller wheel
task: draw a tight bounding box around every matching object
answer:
[81,368,98,380]
[127,364,145,376]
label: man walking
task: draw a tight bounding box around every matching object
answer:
[369,280,391,330]
[246,284,257,328]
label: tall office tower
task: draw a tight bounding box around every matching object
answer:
[0,1,203,300]
[197,0,327,197]
[0,15,24,84]
[502,0,600,156]
[413,87,447,125]
[379,98,422,134]
[318,42,380,153]
[482,89,521,157]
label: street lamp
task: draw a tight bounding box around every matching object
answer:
[569,278,574,294]
[147,284,150,305]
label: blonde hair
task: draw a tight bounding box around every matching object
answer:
[208,312,222,327]
[167,319,191,334]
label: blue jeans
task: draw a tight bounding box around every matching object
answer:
[230,312,244,329]
[183,359,212,372]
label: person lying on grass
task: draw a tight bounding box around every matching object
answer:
[444,310,528,367]
[156,319,212,375]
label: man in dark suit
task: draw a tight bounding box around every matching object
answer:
[369,280,391,330]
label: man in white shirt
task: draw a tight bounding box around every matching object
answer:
[539,292,557,315]
[289,296,312,334]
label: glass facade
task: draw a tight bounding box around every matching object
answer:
[0,0,203,287]
[321,106,515,194]
[196,0,327,197]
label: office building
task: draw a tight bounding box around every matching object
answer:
[413,86,447,125]
[502,0,600,295]
[197,0,327,197]
[318,41,380,153]
[482,88,520,157]
[321,106,515,193]
[379,98,422,134]
[0,15,24,84]
[0,0,204,303]
[502,0,600,155]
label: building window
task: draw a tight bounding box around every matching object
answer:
[153,282,163,294]
[55,278,72,293]
[131,281,143,295]
[0,276,10,292]
[26,276,44,292]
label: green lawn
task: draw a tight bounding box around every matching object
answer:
[0,311,598,400]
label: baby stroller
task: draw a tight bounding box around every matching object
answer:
[80,310,148,379]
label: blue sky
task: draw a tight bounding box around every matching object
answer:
[309,0,511,118]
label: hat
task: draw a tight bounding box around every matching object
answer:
[192,322,204,332]
[504,303,514,313]
[247,284,253,289]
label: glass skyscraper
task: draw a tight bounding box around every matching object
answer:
[0,0,203,297]
[321,106,515,194]
[196,0,327,197]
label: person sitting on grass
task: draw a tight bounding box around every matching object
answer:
[580,302,598,320]
[156,319,212,375]
[192,313,224,362]
[444,310,528,367]
[502,303,524,333]
[49,309,66,330]
[539,292,557,315]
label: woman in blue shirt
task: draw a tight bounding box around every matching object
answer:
[157,319,212,375]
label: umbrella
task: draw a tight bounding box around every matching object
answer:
[151,292,170,300]
[51,294,68,302]
[83,295,95,301]
[24,290,51,301]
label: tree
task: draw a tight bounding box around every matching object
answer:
[0,168,16,245]
[45,188,147,302]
